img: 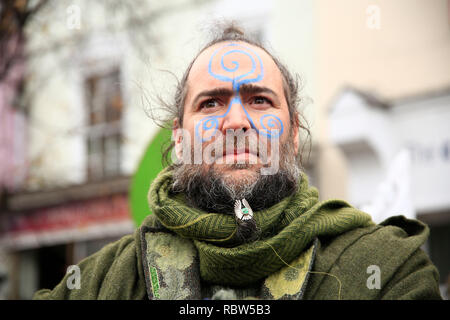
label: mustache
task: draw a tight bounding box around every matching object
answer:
[172,131,300,213]
[198,129,273,162]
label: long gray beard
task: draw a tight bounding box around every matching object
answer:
[172,162,299,213]
[172,131,301,208]
[171,136,301,242]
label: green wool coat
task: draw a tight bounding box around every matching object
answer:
[33,215,442,300]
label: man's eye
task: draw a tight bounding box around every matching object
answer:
[200,99,219,109]
[252,96,272,106]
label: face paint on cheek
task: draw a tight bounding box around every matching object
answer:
[194,43,284,143]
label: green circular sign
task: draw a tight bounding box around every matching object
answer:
[129,127,172,226]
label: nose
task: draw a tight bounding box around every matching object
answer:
[221,96,252,134]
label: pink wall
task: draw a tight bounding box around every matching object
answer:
[0,36,27,192]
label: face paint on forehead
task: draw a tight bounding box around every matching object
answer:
[195,43,284,142]
[208,43,263,91]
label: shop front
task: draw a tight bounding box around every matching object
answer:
[0,178,135,299]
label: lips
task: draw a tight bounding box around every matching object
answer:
[222,147,258,158]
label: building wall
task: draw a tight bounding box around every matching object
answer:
[393,94,450,213]
[315,0,450,200]
[0,36,27,192]
[25,0,162,189]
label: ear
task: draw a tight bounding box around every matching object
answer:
[172,118,183,160]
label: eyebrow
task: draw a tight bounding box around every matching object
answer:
[239,84,279,100]
[191,84,280,108]
[192,88,233,108]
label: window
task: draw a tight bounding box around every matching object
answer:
[84,69,123,181]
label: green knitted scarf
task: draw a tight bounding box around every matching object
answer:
[148,167,374,286]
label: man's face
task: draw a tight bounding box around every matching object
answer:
[172,41,300,214]
[176,41,298,175]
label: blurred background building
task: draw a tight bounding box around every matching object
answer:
[0,0,449,299]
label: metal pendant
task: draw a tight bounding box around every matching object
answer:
[234,199,254,221]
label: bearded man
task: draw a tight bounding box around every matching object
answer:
[34,25,442,300]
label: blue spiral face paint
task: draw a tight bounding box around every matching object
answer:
[195,43,284,142]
